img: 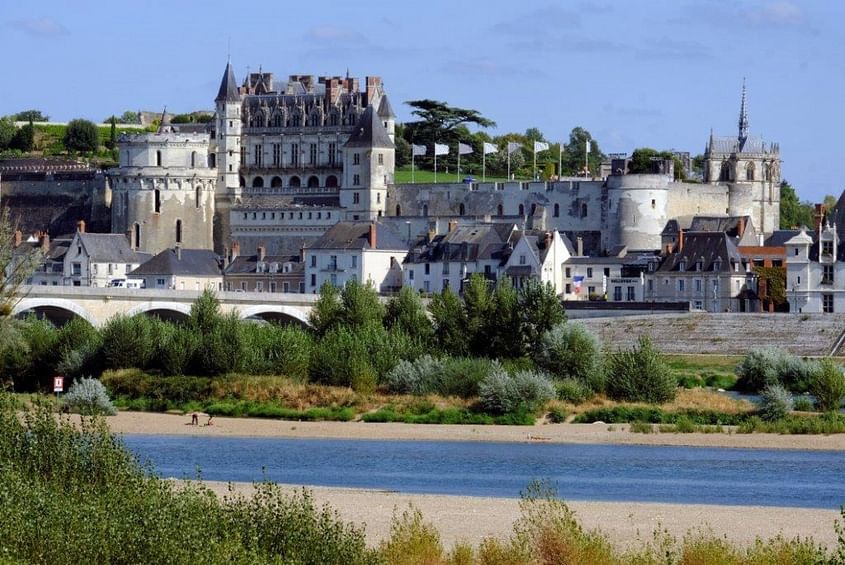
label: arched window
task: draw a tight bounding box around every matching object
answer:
[191,151,196,168]
[764,163,772,181]
[423,204,429,216]
[272,113,283,128]
[156,151,162,167]
[309,112,321,127]
[459,203,465,216]
[307,175,320,188]
[239,176,245,188]
[132,223,141,249]
[251,112,265,128]
[329,111,339,126]
[271,176,283,188]
[288,176,301,188]
[746,162,755,181]
[154,189,161,213]
[530,204,537,215]
[395,204,401,216]
[252,176,264,188]
[553,203,560,217]
[208,153,215,168]
[580,203,588,218]
[290,113,301,127]
[175,219,182,244]
[497,204,503,216]
[195,186,201,208]
[518,204,524,216]
[719,161,731,182]
[325,175,338,188]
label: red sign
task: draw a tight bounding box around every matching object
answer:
[53,376,64,393]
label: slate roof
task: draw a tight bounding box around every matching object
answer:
[77,233,149,264]
[708,135,774,154]
[766,229,803,247]
[657,232,742,273]
[130,248,221,276]
[376,95,395,119]
[215,62,240,103]
[307,222,407,251]
[404,224,516,264]
[344,106,394,149]
[224,255,302,275]
[235,194,341,209]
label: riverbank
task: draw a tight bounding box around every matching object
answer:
[200,481,841,550]
[102,410,845,450]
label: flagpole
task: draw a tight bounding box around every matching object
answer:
[507,151,511,180]
[482,150,486,183]
[558,144,562,182]
[533,146,537,181]
[434,151,437,184]
[585,140,589,178]
[457,144,460,180]
[411,151,415,184]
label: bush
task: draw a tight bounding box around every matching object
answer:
[536,322,604,391]
[810,358,845,412]
[0,316,58,391]
[63,377,116,415]
[384,355,445,396]
[735,348,816,392]
[555,378,591,404]
[606,337,676,404]
[239,323,313,378]
[101,315,155,370]
[759,384,793,422]
[193,313,243,376]
[154,322,198,376]
[439,357,492,398]
[573,406,747,426]
[792,396,814,412]
[478,364,555,415]
[63,118,99,152]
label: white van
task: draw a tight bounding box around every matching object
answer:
[109,278,145,289]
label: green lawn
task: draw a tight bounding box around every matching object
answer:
[394,167,522,184]
[665,354,741,389]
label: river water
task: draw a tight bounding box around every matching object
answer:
[123,435,845,509]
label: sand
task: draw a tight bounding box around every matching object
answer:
[102,410,845,451]
[199,481,841,550]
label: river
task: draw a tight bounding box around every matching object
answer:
[123,435,845,509]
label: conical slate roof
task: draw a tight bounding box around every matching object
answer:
[344,106,394,149]
[215,62,240,103]
[377,95,395,119]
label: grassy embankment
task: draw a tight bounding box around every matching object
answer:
[0,396,840,564]
[394,167,514,184]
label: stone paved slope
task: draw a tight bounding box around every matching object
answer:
[578,313,845,356]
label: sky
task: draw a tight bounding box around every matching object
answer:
[1,0,842,201]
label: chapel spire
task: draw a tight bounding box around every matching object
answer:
[216,60,240,103]
[738,78,749,144]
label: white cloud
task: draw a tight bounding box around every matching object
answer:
[8,16,68,37]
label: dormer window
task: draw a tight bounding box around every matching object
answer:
[713,259,722,271]
[695,260,703,272]
[822,240,834,256]
[678,260,685,272]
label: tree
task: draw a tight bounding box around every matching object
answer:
[309,282,342,337]
[810,359,845,412]
[63,119,99,153]
[120,110,140,124]
[779,180,814,229]
[10,121,34,152]
[823,194,838,213]
[487,278,522,358]
[560,127,605,177]
[517,280,566,356]
[463,274,494,355]
[338,280,384,329]
[429,287,468,356]
[105,116,117,151]
[606,336,676,403]
[14,110,48,122]
[0,116,15,150]
[627,147,687,180]
[402,100,495,169]
[384,286,433,344]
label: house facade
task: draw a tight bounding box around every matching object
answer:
[129,247,222,291]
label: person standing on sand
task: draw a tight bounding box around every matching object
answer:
[191,413,198,426]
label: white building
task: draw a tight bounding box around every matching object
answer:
[786,221,842,313]
[304,221,406,293]
[129,247,222,291]
[60,225,149,287]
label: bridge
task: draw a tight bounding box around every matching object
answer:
[12,286,318,327]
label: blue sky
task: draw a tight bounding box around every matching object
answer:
[1,0,842,201]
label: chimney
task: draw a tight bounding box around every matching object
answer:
[175,244,182,261]
[76,220,86,233]
[231,240,240,260]
[448,220,458,233]
[257,245,266,261]
[126,229,135,250]
[13,230,22,248]
[814,203,825,235]
[365,76,381,105]
[576,236,584,257]
[677,229,685,252]
[223,247,230,269]
[737,216,746,238]
[543,231,552,249]
[40,232,50,250]
[368,222,377,248]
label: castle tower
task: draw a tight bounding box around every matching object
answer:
[376,94,396,144]
[214,61,242,252]
[107,129,216,254]
[702,81,781,234]
[340,106,395,221]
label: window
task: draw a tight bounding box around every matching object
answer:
[459,203,465,216]
[353,192,360,204]
[283,282,289,293]
[272,143,280,166]
[823,265,834,284]
[497,204,503,216]
[443,262,450,275]
[353,153,360,165]
[553,203,560,217]
[746,162,755,181]
[409,269,414,281]
[797,276,801,285]
[694,300,703,310]
[196,186,201,208]
[695,279,702,292]
[580,203,588,218]
[309,144,317,165]
[604,268,610,277]
[156,151,162,167]
[565,283,571,294]
[254,144,263,167]
[376,193,381,204]
[424,281,430,293]
[329,255,337,270]
[679,279,685,292]
[824,294,834,313]
[377,153,384,165]
[353,174,360,186]
[156,278,166,288]
[794,248,799,256]
[256,281,263,292]
[588,285,595,296]
[133,223,140,249]
[310,274,316,287]
[647,279,654,292]
[351,256,357,268]
[330,273,337,286]
[822,240,834,256]
[678,260,685,272]
[443,279,450,289]
[175,219,182,243]
[425,264,430,275]
[613,286,622,301]
[290,143,299,166]
[72,263,81,276]
[519,255,526,265]
[565,268,571,278]
[626,286,636,301]
[241,281,247,291]
[518,204,524,216]
[154,189,161,213]
[310,255,317,268]
[586,268,593,278]
[328,143,337,166]
[651,199,656,209]
[270,282,277,293]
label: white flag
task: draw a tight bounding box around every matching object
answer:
[483,142,498,154]
[585,140,591,154]
[434,143,449,156]
[458,142,473,155]
[412,144,426,157]
[507,142,522,154]
[534,141,549,153]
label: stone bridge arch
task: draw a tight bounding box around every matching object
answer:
[12,298,98,327]
[238,304,311,326]
[125,301,193,323]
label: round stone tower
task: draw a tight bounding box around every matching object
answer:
[604,173,672,251]
[108,129,216,254]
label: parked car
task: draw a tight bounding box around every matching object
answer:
[109,278,145,289]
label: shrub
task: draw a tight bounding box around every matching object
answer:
[384,355,445,396]
[735,348,816,392]
[379,506,443,565]
[629,421,654,433]
[240,323,313,378]
[193,313,243,376]
[439,357,492,398]
[606,337,676,404]
[810,358,845,412]
[478,364,555,415]
[154,322,199,376]
[555,378,591,404]
[758,384,793,422]
[63,377,116,416]
[536,322,604,391]
[792,396,814,412]
[63,119,99,152]
[0,316,59,391]
[101,315,155,370]
[55,317,102,379]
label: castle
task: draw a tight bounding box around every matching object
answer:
[106,63,781,261]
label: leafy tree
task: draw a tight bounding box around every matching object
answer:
[523,127,545,142]
[810,359,845,412]
[188,289,223,335]
[338,280,384,329]
[0,116,15,150]
[63,119,99,152]
[309,282,342,337]
[429,287,468,356]
[402,100,495,169]
[463,274,494,355]
[536,322,604,392]
[384,286,433,344]
[517,280,565,356]
[119,110,140,124]
[606,336,676,403]
[823,194,838,213]
[0,208,43,318]
[627,147,686,180]
[560,127,605,177]
[105,116,117,151]
[10,121,34,152]
[779,180,814,229]
[753,265,787,312]
[13,110,48,122]
[487,278,522,358]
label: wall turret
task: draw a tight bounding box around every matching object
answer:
[340,106,395,221]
